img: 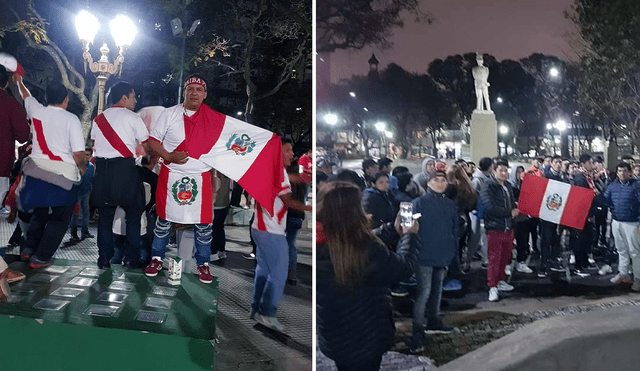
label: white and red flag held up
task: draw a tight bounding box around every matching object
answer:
[517,174,594,230]
[152,104,283,220]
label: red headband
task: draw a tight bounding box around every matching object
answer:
[184,77,206,91]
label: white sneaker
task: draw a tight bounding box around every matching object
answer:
[505,264,513,276]
[255,313,284,332]
[516,262,533,274]
[598,264,612,276]
[488,287,499,302]
[210,253,221,261]
[497,280,514,292]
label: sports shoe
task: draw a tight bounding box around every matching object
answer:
[497,280,514,292]
[442,278,463,291]
[481,261,489,270]
[632,279,640,292]
[548,260,565,272]
[391,286,409,297]
[504,264,513,276]
[144,258,163,277]
[29,256,54,269]
[425,324,454,334]
[537,270,548,278]
[81,232,94,239]
[516,262,533,274]
[243,252,256,260]
[0,268,26,283]
[488,287,499,302]
[70,234,81,242]
[20,248,33,262]
[611,273,632,284]
[0,278,11,303]
[598,264,612,276]
[254,313,284,332]
[573,269,591,278]
[211,251,227,261]
[197,263,213,284]
[286,270,297,285]
[410,345,425,353]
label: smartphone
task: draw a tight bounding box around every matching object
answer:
[400,202,413,228]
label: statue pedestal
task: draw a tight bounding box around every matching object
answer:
[470,111,497,163]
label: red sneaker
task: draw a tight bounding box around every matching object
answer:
[145,258,163,277]
[197,264,213,284]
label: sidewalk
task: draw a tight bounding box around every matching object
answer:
[0,214,312,371]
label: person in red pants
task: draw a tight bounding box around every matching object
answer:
[479,160,519,302]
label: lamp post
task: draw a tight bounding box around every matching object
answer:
[499,125,508,156]
[76,11,137,114]
[375,121,386,156]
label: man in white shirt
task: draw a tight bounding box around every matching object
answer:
[90,81,149,269]
[250,138,312,332]
[14,77,86,268]
[144,75,215,284]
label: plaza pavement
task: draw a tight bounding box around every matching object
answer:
[0,210,312,371]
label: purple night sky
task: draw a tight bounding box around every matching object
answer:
[328,0,577,84]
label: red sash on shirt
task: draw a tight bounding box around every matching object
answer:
[32,118,63,161]
[95,113,134,158]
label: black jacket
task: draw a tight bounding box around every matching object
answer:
[479,177,516,231]
[362,187,397,229]
[317,233,420,365]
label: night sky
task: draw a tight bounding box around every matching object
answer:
[328,0,576,83]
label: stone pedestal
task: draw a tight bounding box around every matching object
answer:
[470,111,498,163]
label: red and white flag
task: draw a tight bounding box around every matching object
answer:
[518,174,594,230]
[153,104,283,218]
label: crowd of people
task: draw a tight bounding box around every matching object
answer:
[0,64,311,333]
[317,152,640,366]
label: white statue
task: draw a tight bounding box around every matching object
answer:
[472,53,492,113]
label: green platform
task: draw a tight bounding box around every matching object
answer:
[0,259,218,370]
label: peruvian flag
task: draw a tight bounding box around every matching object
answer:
[153,104,283,217]
[518,174,594,230]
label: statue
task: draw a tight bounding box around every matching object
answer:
[472,53,491,113]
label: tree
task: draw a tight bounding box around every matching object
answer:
[316,0,432,53]
[568,0,640,150]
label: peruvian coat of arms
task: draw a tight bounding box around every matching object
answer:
[172,176,198,205]
[545,193,563,211]
[226,133,256,156]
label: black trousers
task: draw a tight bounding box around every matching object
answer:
[593,205,608,247]
[212,207,230,254]
[515,218,534,263]
[539,220,561,268]
[25,205,74,261]
[571,220,593,270]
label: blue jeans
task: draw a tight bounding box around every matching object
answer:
[97,205,142,268]
[285,217,303,271]
[70,192,90,236]
[412,266,447,349]
[251,228,288,317]
[151,217,212,266]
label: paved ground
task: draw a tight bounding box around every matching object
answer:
[0,210,312,371]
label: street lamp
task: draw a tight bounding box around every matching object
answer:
[499,125,508,156]
[549,67,560,78]
[76,11,137,114]
[349,92,356,98]
[497,97,503,103]
[324,113,338,125]
[375,122,386,132]
[499,125,509,135]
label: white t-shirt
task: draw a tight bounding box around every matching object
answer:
[252,169,291,235]
[91,107,149,159]
[24,97,84,164]
[150,104,211,174]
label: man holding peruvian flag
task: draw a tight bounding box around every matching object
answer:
[145,75,287,286]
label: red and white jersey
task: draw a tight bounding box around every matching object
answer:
[24,97,84,164]
[149,104,211,174]
[91,106,149,159]
[252,169,291,235]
